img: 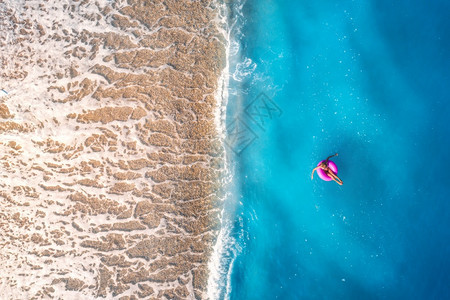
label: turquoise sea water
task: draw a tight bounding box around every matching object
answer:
[224,0,450,299]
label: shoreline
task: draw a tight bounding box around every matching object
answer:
[207,0,231,297]
[207,0,249,297]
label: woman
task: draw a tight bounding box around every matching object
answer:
[311,153,343,185]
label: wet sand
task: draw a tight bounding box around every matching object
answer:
[0,0,226,298]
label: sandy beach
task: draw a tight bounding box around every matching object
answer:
[0,0,226,298]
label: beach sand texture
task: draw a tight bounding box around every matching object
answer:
[0,0,226,298]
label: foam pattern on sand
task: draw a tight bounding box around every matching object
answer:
[0,0,226,298]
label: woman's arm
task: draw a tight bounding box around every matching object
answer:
[311,167,319,179]
[325,153,338,161]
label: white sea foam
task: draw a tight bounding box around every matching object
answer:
[207,1,233,298]
[229,40,240,57]
[232,57,257,82]
[207,0,247,299]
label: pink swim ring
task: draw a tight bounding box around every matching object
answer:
[317,160,338,181]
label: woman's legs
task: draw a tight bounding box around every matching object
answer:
[327,171,343,185]
[333,176,343,185]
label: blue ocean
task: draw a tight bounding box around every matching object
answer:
[221,0,450,299]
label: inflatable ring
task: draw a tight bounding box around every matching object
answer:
[317,160,338,181]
